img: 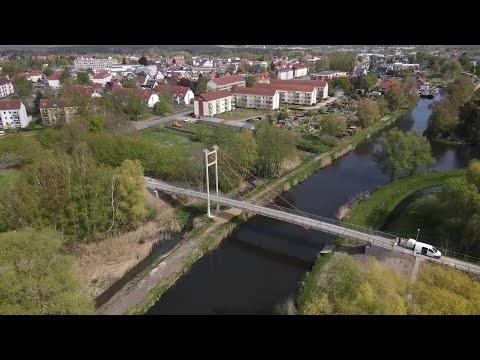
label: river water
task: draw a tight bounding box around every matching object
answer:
[146,89,480,315]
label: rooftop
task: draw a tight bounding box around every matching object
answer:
[211,75,245,86]
[198,89,232,102]
[0,100,22,110]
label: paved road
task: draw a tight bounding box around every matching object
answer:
[131,110,194,130]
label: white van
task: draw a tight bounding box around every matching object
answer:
[0,131,4,137]
[407,239,442,258]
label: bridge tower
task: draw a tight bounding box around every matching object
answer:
[204,145,219,217]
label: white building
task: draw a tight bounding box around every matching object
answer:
[276,68,294,80]
[92,70,112,85]
[293,65,308,78]
[46,73,62,89]
[207,75,246,91]
[27,70,45,82]
[0,78,14,98]
[0,100,32,129]
[154,85,194,105]
[232,87,280,110]
[135,65,157,77]
[74,57,119,71]
[270,79,329,100]
[255,82,317,105]
[194,90,234,117]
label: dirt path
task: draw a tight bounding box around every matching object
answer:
[96,208,242,315]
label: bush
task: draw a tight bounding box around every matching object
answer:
[317,135,340,147]
[296,139,330,154]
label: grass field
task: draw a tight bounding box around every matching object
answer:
[217,108,272,120]
[346,169,466,229]
[0,170,20,193]
[386,193,443,242]
[138,126,202,156]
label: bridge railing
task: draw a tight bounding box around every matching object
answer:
[437,248,480,265]
[262,203,398,241]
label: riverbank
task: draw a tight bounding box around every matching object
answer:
[97,209,252,314]
[297,169,466,306]
[247,107,414,203]
[345,169,466,229]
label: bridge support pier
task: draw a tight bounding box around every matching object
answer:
[204,145,219,218]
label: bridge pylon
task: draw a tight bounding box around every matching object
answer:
[204,145,219,218]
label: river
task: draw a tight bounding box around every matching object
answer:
[146,88,480,315]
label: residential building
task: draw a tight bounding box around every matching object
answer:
[255,72,270,83]
[27,70,45,82]
[393,63,420,70]
[154,85,194,105]
[207,75,246,91]
[46,73,62,89]
[92,70,112,85]
[310,70,347,80]
[40,98,77,126]
[194,90,234,117]
[135,65,158,77]
[0,100,32,129]
[270,79,328,100]
[74,57,119,71]
[293,65,308,78]
[232,87,280,110]
[276,67,294,80]
[376,78,397,93]
[166,56,186,66]
[255,82,317,105]
[0,78,14,98]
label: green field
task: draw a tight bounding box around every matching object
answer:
[346,169,466,229]
[386,193,443,242]
[138,126,202,156]
[217,108,272,120]
[0,170,20,193]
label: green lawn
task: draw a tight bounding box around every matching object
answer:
[138,125,202,157]
[217,108,273,120]
[386,193,443,242]
[346,169,466,229]
[0,170,20,194]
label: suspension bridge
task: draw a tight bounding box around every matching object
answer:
[147,145,480,275]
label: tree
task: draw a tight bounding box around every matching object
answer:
[270,61,276,71]
[319,113,347,137]
[458,52,471,71]
[330,77,353,94]
[60,68,70,83]
[43,68,54,77]
[447,75,474,108]
[76,71,91,85]
[194,75,210,95]
[426,98,459,139]
[12,76,32,97]
[122,57,127,64]
[88,114,105,133]
[456,101,480,143]
[360,73,378,91]
[121,81,136,88]
[441,59,463,80]
[195,127,208,143]
[112,160,148,229]
[408,54,417,63]
[138,56,148,66]
[246,76,257,88]
[356,98,380,127]
[255,121,295,177]
[374,129,435,180]
[154,96,172,116]
[0,229,94,315]
[277,111,288,120]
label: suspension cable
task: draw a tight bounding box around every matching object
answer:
[217,147,310,218]
[218,155,302,223]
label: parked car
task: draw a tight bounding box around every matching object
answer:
[183,118,190,123]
